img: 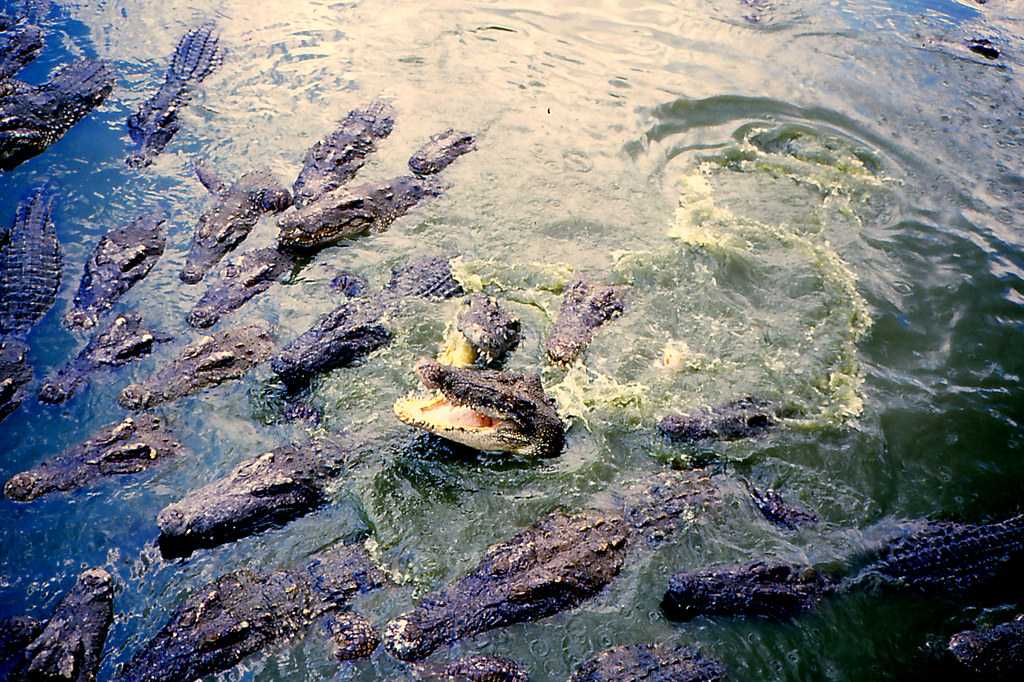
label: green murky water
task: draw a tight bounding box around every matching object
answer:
[2,0,1024,679]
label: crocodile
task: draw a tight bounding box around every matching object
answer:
[64,212,167,330]
[179,165,293,283]
[0,616,42,664]
[412,655,529,681]
[4,412,186,501]
[325,612,380,662]
[0,57,113,171]
[292,99,395,208]
[544,277,625,366]
[155,438,354,557]
[5,568,113,682]
[118,321,274,410]
[949,615,1024,679]
[126,22,223,167]
[39,313,169,403]
[187,247,295,328]
[0,187,60,336]
[0,18,43,81]
[569,643,726,682]
[743,478,818,530]
[383,468,800,661]
[115,543,386,682]
[277,128,475,253]
[0,337,31,422]
[659,397,776,444]
[271,256,462,387]
[437,293,521,369]
[393,357,565,458]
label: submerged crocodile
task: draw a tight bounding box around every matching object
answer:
[271,255,462,387]
[0,338,31,422]
[383,468,807,661]
[39,313,168,403]
[412,655,529,681]
[0,187,60,336]
[277,126,475,253]
[0,17,42,81]
[118,321,274,410]
[116,543,386,682]
[437,293,521,369]
[569,643,726,682]
[0,39,113,171]
[4,568,113,682]
[661,513,1024,622]
[64,212,167,330]
[179,165,292,283]
[187,247,295,328]
[126,22,223,167]
[5,413,186,501]
[545,277,625,366]
[659,397,777,444]
[949,615,1024,679]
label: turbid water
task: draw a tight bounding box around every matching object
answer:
[1,0,1023,679]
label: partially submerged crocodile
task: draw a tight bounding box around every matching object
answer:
[437,293,521,369]
[39,313,168,403]
[412,655,529,681]
[118,321,274,410]
[187,247,295,328]
[64,212,167,330]
[115,543,386,682]
[271,256,462,387]
[5,412,186,501]
[0,17,42,81]
[126,22,223,167]
[1,187,60,336]
[659,397,777,444]
[545,277,625,366]
[949,615,1024,679]
[324,612,380,662]
[277,126,475,253]
[179,165,292,283]
[569,643,726,682]
[3,568,113,682]
[0,338,31,422]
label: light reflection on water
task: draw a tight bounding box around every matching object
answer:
[1,0,1023,680]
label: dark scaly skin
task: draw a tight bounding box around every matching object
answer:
[743,479,818,530]
[412,655,529,681]
[156,439,352,557]
[4,412,186,501]
[115,544,387,682]
[407,128,477,177]
[0,616,42,663]
[0,59,113,171]
[13,568,113,682]
[949,616,1024,679]
[271,256,462,387]
[180,167,292,283]
[187,247,295,328]
[383,510,630,661]
[126,22,223,167]
[661,561,837,620]
[0,19,43,80]
[659,397,776,444]
[292,99,395,207]
[118,322,274,410]
[0,337,31,422]
[617,469,722,543]
[454,294,521,368]
[544,278,625,366]
[40,313,168,403]
[326,612,380,662]
[277,130,475,254]
[569,643,726,682]
[64,212,167,330]
[0,188,59,336]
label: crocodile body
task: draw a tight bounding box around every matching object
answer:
[187,247,294,328]
[659,397,776,444]
[116,544,386,682]
[949,616,1024,679]
[292,99,395,207]
[118,322,274,410]
[126,22,223,167]
[64,213,167,330]
[156,439,351,557]
[1,59,113,171]
[412,655,529,681]
[39,313,167,403]
[0,337,31,422]
[5,413,186,501]
[0,19,43,80]
[0,188,60,336]
[179,167,292,283]
[569,643,726,682]
[325,612,380,662]
[271,256,462,387]
[544,278,625,366]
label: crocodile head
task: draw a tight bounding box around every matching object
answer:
[394,358,564,458]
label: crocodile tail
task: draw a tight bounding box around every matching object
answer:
[168,21,223,84]
[0,186,60,336]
